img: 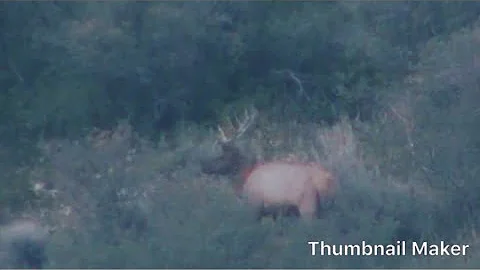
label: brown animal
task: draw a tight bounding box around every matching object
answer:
[201,107,335,221]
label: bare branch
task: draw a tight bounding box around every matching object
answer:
[286,70,311,102]
[388,102,415,151]
[7,57,24,83]
[272,69,311,102]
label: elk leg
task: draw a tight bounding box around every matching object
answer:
[255,209,263,221]
[298,204,315,221]
[256,206,269,221]
[283,205,300,218]
[298,190,317,221]
[257,205,279,221]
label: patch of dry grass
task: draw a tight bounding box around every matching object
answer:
[14,105,476,267]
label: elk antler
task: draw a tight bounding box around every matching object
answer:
[217,106,258,144]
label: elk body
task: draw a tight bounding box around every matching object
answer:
[201,108,335,221]
[242,161,334,221]
[0,218,49,269]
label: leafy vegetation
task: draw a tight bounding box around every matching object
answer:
[1,1,480,268]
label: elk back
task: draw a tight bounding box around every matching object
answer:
[241,162,335,220]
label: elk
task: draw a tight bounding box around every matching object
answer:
[201,107,336,221]
[0,218,50,269]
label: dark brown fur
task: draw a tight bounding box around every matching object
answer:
[201,142,256,178]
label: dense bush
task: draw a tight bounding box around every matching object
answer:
[1,1,480,268]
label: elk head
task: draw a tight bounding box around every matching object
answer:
[201,107,258,182]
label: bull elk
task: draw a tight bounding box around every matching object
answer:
[201,107,335,221]
[0,218,50,269]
